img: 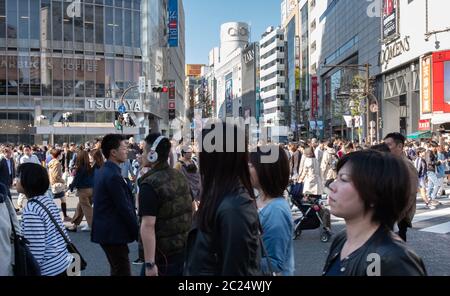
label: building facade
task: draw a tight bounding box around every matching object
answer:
[316,0,382,141]
[380,0,450,136]
[259,26,288,142]
[0,0,184,144]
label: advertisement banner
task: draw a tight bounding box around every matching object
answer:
[311,76,318,118]
[168,80,176,120]
[225,74,233,116]
[382,0,399,42]
[168,0,178,47]
[421,55,433,115]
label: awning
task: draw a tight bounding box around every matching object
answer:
[407,131,433,139]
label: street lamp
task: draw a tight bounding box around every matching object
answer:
[349,99,356,142]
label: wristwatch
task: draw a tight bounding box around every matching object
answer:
[145,262,156,270]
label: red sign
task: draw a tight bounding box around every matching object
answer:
[418,119,431,131]
[432,50,450,114]
[311,76,318,118]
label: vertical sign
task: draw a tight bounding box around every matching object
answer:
[168,80,176,120]
[138,76,146,94]
[421,55,432,115]
[225,73,233,117]
[168,0,178,47]
[382,0,399,42]
[311,76,318,118]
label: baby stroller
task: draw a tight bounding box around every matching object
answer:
[289,183,332,243]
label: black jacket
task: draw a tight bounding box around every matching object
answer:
[323,226,427,276]
[0,157,15,188]
[184,189,261,276]
[425,150,440,173]
[91,161,138,245]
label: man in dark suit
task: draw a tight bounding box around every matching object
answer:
[91,134,139,276]
[0,146,15,198]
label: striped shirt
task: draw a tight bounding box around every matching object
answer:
[21,195,73,276]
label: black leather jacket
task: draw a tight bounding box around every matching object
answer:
[323,226,427,276]
[184,190,261,276]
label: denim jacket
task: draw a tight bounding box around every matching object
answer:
[258,198,295,276]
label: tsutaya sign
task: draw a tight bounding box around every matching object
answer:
[67,0,81,18]
[86,99,142,112]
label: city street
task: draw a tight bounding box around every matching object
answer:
[12,189,450,276]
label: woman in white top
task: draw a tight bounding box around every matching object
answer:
[298,146,323,196]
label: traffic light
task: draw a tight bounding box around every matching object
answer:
[152,86,169,93]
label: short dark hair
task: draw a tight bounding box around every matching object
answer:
[17,163,50,197]
[144,133,171,163]
[370,143,391,153]
[250,145,290,198]
[384,132,406,146]
[50,148,61,158]
[336,150,411,228]
[101,134,125,159]
[23,145,31,150]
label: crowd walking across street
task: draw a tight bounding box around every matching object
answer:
[2,122,450,277]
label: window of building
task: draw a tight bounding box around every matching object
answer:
[114,7,123,46]
[52,0,63,41]
[310,19,316,32]
[7,0,17,39]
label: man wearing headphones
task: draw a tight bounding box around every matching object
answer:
[138,134,192,276]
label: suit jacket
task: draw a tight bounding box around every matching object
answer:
[0,158,15,188]
[91,161,139,245]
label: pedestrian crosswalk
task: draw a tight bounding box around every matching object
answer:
[413,198,450,235]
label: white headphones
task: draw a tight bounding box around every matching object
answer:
[147,136,167,163]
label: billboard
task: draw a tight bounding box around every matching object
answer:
[186,64,203,77]
[311,76,318,118]
[421,55,433,116]
[382,0,399,42]
[225,73,233,117]
[445,61,450,104]
[168,0,178,47]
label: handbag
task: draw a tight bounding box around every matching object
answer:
[4,197,41,276]
[51,182,66,195]
[29,199,87,271]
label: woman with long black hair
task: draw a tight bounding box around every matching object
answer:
[184,121,261,276]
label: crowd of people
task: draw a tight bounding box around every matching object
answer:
[2,124,447,276]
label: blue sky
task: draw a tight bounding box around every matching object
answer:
[184,0,281,64]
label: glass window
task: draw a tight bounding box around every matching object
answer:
[114,8,122,46]
[133,10,139,48]
[64,57,75,97]
[132,0,140,10]
[105,59,114,97]
[52,0,62,41]
[124,60,132,83]
[124,0,131,9]
[7,0,17,39]
[124,9,131,47]
[85,5,94,43]
[133,61,141,81]
[0,0,7,39]
[94,5,103,44]
[85,58,95,98]
[105,0,113,6]
[74,3,84,43]
[115,0,123,8]
[30,0,39,40]
[52,57,63,96]
[40,0,51,42]
[96,58,105,97]
[94,0,103,5]
[115,58,123,87]
[41,56,52,96]
[63,1,73,42]
[0,56,6,95]
[105,6,113,45]
[30,55,41,96]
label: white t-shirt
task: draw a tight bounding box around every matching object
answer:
[20,154,41,165]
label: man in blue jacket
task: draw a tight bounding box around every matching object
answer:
[91,134,139,276]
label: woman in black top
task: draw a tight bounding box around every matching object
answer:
[184,121,261,276]
[323,150,427,276]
